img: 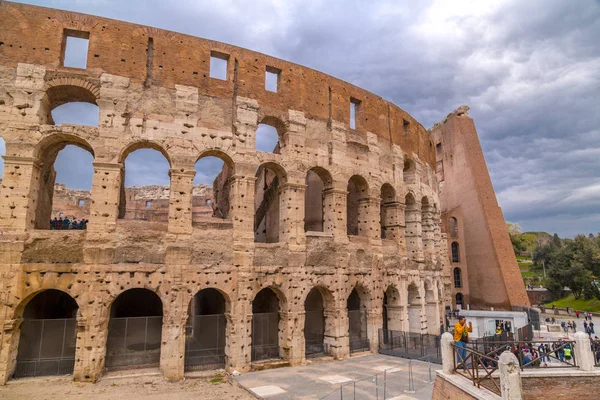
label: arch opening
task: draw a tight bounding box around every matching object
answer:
[347,287,369,353]
[449,217,458,238]
[185,289,227,371]
[254,163,285,243]
[347,175,369,237]
[382,285,402,334]
[304,167,333,233]
[451,242,460,263]
[106,289,163,370]
[118,148,170,223]
[252,288,282,362]
[36,142,94,230]
[14,290,79,378]
[44,85,99,126]
[403,159,416,184]
[304,288,327,358]
[256,120,282,153]
[194,155,232,222]
[380,184,397,240]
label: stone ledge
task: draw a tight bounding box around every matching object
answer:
[435,370,501,400]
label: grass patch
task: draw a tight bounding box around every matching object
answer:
[210,376,223,384]
[545,294,600,312]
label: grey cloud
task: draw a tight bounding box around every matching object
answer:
[7,0,600,237]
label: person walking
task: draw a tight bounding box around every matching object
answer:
[591,321,595,334]
[454,316,473,370]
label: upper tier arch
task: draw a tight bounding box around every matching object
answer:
[0,1,435,169]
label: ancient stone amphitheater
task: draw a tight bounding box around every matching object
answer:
[0,1,528,384]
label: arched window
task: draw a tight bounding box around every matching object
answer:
[449,217,458,238]
[119,146,170,223]
[403,159,416,184]
[254,163,285,243]
[347,175,369,237]
[194,154,233,222]
[305,167,333,233]
[35,139,94,230]
[256,117,284,153]
[45,84,99,126]
[451,242,460,262]
[453,268,462,288]
[252,288,282,361]
[456,293,464,308]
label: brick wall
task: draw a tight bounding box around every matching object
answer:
[432,376,479,400]
[522,375,600,399]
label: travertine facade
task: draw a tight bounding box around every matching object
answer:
[0,1,525,384]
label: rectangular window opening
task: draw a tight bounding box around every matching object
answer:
[145,201,152,209]
[436,143,442,155]
[210,51,229,80]
[350,98,361,130]
[77,199,85,207]
[265,66,280,92]
[62,29,90,69]
[403,119,410,136]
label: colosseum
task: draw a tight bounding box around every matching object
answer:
[0,1,528,384]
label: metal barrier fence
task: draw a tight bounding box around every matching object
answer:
[318,356,435,399]
[251,312,280,362]
[105,316,162,369]
[453,343,501,395]
[378,329,441,363]
[185,314,226,371]
[14,318,77,378]
[470,340,577,369]
[349,337,370,354]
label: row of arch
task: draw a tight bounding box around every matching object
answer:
[26,132,439,245]
[10,280,443,379]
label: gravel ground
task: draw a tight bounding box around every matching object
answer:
[0,371,255,400]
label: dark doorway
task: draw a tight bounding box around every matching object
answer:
[304,288,326,358]
[14,290,78,378]
[185,289,227,371]
[105,289,163,370]
[251,288,281,362]
[347,288,369,353]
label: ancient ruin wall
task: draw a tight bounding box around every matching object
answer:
[430,107,529,308]
[0,1,450,384]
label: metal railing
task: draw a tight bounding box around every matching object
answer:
[452,343,501,395]
[251,344,280,362]
[349,338,370,354]
[470,340,577,369]
[105,316,163,369]
[378,329,441,363]
[306,342,329,358]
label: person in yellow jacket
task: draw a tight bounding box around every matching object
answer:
[454,316,472,369]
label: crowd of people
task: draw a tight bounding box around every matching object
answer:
[49,217,88,230]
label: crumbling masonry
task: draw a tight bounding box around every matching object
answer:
[0,1,527,383]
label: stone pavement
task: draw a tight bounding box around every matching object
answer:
[235,354,435,400]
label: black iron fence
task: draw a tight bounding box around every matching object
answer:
[470,340,577,369]
[378,329,441,363]
[251,312,280,362]
[185,314,226,371]
[105,316,162,369]
[349,337,370,354]
[14,318,77,378]
[453,343,500,395]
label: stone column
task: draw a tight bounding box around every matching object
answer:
[285,309,305,366]
[0,155,41,231]
[323,188,348,243]
[84,162,123,264]
[0,317,21,384]
[358,196,381,241]
[498,351,523,400]
[229,173,256,245]
[324,307,350,359]
[381,201,403,243]
[160,291,187,381]
[574,331,595,371]
[440,332,454,374]
[167,168,195,236]
[73,305,108,383]
[278,182,306,246]
[367,308,382,352]
[405,202,423,261]
[421,206,435,262]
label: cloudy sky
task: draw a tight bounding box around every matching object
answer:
[1,0,599,237]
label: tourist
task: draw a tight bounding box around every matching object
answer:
[573,320,577,332]
[63,217,70,230]
[453,316,472,370]
[584,320,589,333]
[564,344,572,362]
[576,310,580,318]
[591,321,595,334]
[70,218,77,229]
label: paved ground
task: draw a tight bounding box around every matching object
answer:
[235,354,435,400]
